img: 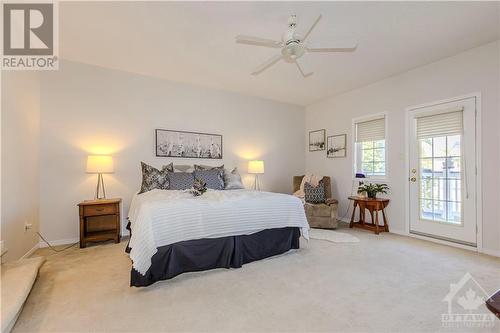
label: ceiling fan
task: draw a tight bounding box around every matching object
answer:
[235,14,358,78]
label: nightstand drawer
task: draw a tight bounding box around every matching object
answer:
[83,204,116,216]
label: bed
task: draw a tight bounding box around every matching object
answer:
[126,189,309,287]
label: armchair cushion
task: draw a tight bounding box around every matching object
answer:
[325,198,338,205]
[304,203,331,217]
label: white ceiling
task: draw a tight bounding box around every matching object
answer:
[60,2,499,106]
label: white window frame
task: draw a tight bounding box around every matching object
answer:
[352,112,389,181]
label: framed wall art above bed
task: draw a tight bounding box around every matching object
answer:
[155,129,223,159]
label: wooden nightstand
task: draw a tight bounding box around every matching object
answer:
[78,198,121,248]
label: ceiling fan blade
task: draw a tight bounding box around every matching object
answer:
[236,35,282,48]
[295,60,313,78]
[306,40,358,52]
[302,14,322,41]
[251,54,283,75]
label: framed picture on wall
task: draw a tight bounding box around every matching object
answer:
[309,129,326,151]
[327,134,347,158]
[155,129,223,159]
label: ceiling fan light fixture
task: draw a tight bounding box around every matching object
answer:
[237,14,358,77]
[281,42,305,62]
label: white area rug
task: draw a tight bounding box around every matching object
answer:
[309,228,360,243]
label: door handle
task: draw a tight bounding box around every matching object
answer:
[410,177,416,182]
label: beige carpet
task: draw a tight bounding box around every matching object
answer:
[12,225,500,332]
[309,228,359,243]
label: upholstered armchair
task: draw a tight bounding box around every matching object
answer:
[293,175,339,229]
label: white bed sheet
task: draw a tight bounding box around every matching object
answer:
[128,189,309,275]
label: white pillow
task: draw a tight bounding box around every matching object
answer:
[224,168,245,190]
[173,164,194,173]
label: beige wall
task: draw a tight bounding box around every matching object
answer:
[38,61,306,242]
[306,42,500,255]
[1,71,41,261]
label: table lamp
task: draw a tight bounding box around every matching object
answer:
[248,160,264,190]
[86,155,114,199]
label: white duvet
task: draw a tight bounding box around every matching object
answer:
[128,189,309,275]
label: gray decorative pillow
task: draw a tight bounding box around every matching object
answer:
[224,168,245,190]
[193,169,224,190]
[168,172,195,190]
[139,162,173,194]
[304,181,325,204]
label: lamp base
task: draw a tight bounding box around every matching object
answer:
[253,175,261,191]
[95,173,107,200]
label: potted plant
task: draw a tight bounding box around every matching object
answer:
[357,183,389,199]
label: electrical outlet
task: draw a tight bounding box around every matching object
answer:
[24,223,33,232]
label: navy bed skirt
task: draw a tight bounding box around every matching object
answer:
[127,226,301,287]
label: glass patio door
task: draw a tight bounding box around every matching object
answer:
[408,97,477,246]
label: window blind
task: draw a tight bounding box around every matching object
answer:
[416,110,463,139]
[355,117,385,142]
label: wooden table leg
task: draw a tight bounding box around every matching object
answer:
[382,208,389,232]
[349,202,357,228]
[374,207,380,235]
[360,203,365,225]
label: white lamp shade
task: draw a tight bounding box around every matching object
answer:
[86,155,114,174]
[248,160,264,174]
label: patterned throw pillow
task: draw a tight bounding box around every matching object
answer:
[304,180,326,204]
[224,168,245,190]
[193,169,224,190]
[168,172,195,190]
[139,162,173,194]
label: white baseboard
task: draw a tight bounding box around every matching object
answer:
[38,237,79,248]
[21,242,40,259]
[388,228,407,236]
[481,248,500,258]
[338,218,351,224]
[340,220,500,258]
[38,233,130,248]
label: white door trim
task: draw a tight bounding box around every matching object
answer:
[404,92,482,253]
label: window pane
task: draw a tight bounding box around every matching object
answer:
[447,135,461,157]
[420,158,432,175]
[433,158,445,177]
[447,202,462,224]
[420,199,433,220]
[373,148,385,162]
[420,177,432,199]
[419,138,433,158]
[362,163,374,174]
[433,200,447,222]
[447,157,461,179]
[356,140,386,177]
[362,149,374,162]
[374,140,385,148]
[433,177,446,202]
[416,134,462,224]
[373,162,385,175]
[446,178,462,202]
[361,141,373,149]
[434,137,446,157]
